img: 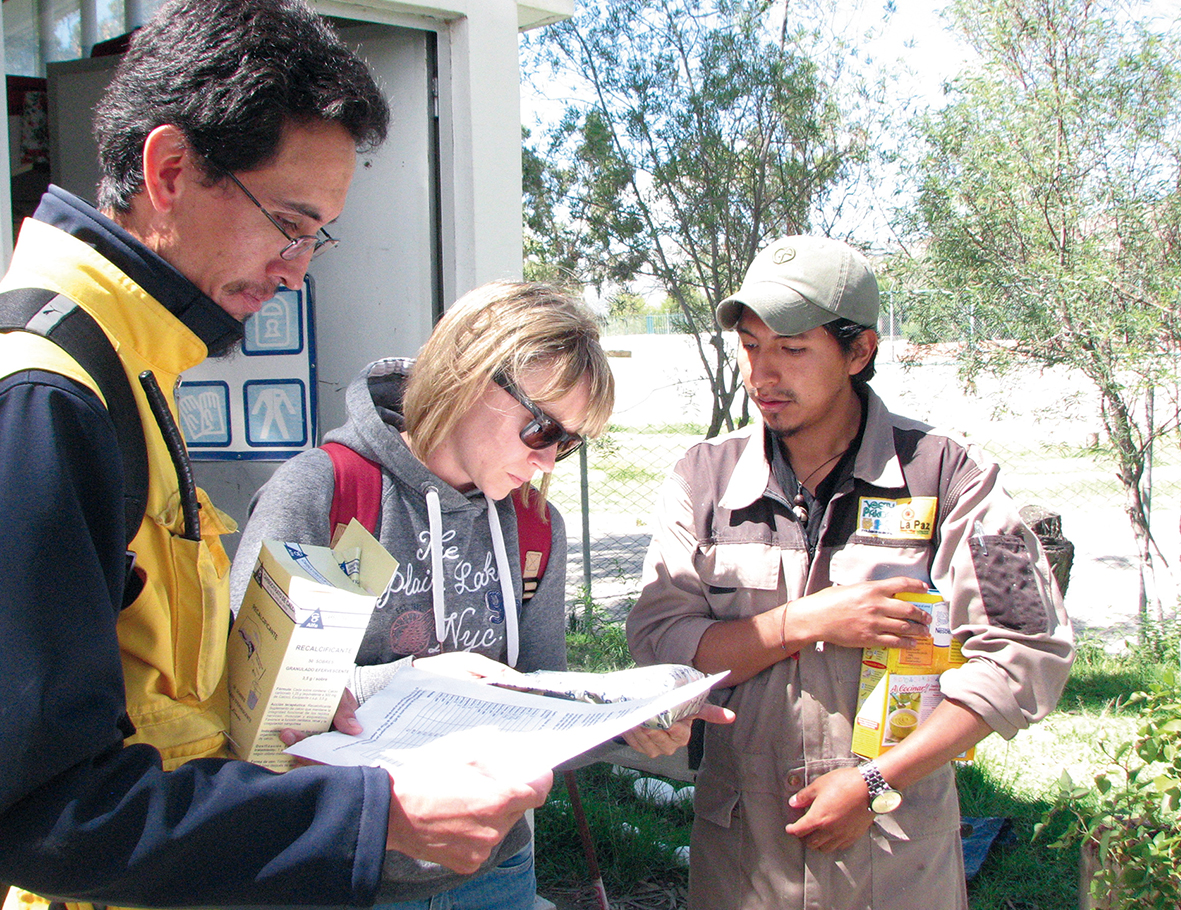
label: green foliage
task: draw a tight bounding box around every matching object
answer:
[541,601,691,896]
[521,125,583,290]
[521,0,873,437]
[902,0,1181,370]
[1136,618,1181,668]
[565,591,633,672]
[605,289,648,320]
[604,421,708,436]
[1059,628,1181,714]
[536,764,694,892]
[1038,667,1181,909]
[956,762,1077,910]
[898,0,1181,635]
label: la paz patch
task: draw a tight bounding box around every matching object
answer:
[858,496,938,540]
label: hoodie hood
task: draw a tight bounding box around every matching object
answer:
[323,358,520,665]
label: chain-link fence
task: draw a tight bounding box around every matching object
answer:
[547,332,1181,645]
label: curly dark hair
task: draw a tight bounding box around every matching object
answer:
[93,0,389,212]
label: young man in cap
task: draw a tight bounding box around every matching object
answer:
[627,235,1074,909]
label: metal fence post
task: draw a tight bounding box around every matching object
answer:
[580,442,592,595]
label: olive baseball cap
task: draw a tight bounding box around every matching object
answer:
[716,235,879,335]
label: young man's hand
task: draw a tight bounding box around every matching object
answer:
[783,766,875,852]
[621,704,735,758]
[787,577,932,651]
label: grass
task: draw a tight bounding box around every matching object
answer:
[536,617,1181,909]
[603,422,709,436]
[539,603,695,900]
[963,631,1181,909]
[565,590,633,671]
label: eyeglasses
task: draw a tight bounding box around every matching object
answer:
[493,372,584,462]
[210,159,339,261]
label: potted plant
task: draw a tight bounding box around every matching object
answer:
[1037,667,1181,910]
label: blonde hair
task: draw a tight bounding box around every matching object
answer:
[403,281,614,484]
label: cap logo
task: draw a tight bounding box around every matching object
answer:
[772,246,796,264]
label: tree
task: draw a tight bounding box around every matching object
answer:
[521,0,871,436]
[899,0,1181,632]
[606,290,648,320]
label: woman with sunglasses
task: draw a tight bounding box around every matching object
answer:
[228,280,610,910]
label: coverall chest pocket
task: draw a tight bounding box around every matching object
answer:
[827,543,933,588]
[696,540,781,620]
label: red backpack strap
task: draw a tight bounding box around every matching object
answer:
[510,486,552,603]
[322,441,383,546]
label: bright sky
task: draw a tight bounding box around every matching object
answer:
[828,0,1179,99]
[520,0,1181,254]
[523,0,1181,123]
[839,0,972,102]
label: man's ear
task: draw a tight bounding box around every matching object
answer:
[141,125,192,215]
[848,328,878,376]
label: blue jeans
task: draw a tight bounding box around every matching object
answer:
[375,844,537,910]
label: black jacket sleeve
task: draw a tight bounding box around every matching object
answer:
[0,370,390,907]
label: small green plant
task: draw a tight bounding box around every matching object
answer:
[1137,618,1181,667]
[1037,666,1181,910]
[565,589,633,671]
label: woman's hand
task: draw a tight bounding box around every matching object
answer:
[278,687,363,763]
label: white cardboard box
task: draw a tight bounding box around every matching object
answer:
[227,520,397,770]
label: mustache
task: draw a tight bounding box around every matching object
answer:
[224,281,280,302]
[751,389,797,404]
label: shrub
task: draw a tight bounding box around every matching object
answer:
[1038,666,1181,909]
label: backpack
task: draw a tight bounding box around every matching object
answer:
[321,440,552,600]
[0,287,149,606]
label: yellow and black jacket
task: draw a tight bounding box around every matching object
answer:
[0,186,389,906]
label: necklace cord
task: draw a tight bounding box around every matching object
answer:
[795,447,849,491]
[790,447,849,524]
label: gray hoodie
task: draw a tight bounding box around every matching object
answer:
[229,357,568,898]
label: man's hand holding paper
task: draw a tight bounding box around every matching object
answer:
[385,759,552,874]
[620,702,734,758]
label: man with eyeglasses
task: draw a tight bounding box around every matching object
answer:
[0,2,551,907]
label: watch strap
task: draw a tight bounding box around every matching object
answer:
[860,760,890,797]
[860,760,902,813]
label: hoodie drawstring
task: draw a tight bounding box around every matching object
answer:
[485,495,519,667]
[426,486,448,648]
[424,485,520,668]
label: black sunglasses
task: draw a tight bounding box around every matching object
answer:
[493,373,584,462]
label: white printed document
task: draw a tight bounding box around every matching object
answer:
[286,666,726,776]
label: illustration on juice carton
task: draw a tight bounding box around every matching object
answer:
[851,589,974,762]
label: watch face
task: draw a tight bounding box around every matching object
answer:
[871,789,903,814]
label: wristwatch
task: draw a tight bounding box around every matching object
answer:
[860,761,903,814]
